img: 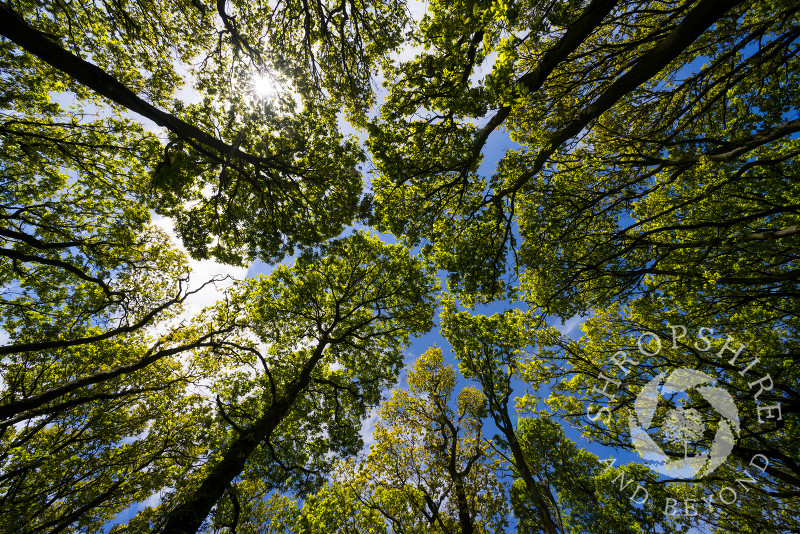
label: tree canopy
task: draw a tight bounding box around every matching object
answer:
[1,0,798,533]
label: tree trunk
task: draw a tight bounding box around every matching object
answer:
[159,340,328,534]
[0,6,277,168]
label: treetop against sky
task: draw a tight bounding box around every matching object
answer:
[1,0,798,533]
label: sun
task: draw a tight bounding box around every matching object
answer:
[247,70,302,113]
[251,73,277,100]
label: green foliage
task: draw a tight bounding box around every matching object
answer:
[512,417,685,534]
[293,348,508,534]
[3,0,800,532]
[544,299,800,533]
[109,232,437,533]
[0,30,221,531]
[2,0,399,265]
[370,0,800,310]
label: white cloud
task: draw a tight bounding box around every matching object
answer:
[151,213,247,322]
[556,313,590,337]
[360,406,381,449]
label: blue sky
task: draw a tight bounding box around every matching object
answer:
[93,7,754,529]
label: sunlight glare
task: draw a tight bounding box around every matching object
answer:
[251,73,277,100]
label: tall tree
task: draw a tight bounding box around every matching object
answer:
[349,347,508,534]
[0,141,250,534]
[542,299,800,533]
[440,303,565,534]
[512,417,683,534]
[368,0,799,312]
[442,296,799,532]
[1,0,406,265]
[113,232,436,534]
[274,347,508,534]
[371,2,800,529]
[4,0,800,532]
[0,54,243,532]
[441,303,707,534]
